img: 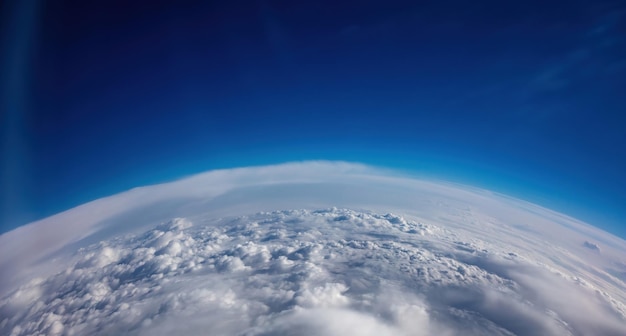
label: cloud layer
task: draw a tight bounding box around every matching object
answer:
[2,208,625,335]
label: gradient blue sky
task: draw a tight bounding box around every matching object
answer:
[1,0,625,236]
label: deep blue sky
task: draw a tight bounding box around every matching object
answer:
[1,0,625,236]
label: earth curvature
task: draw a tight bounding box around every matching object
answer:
[1,162,625,335]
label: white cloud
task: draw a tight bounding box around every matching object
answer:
[2,208,625,335]
[1,162,625,335]
[250,308,400,336]
[295,283,350,308]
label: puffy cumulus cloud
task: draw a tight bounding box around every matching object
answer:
[249,308,400,336]
[1,209,626,335]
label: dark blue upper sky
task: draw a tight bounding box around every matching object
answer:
[1,0,625,236]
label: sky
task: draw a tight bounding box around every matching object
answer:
[1,0,625,236]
